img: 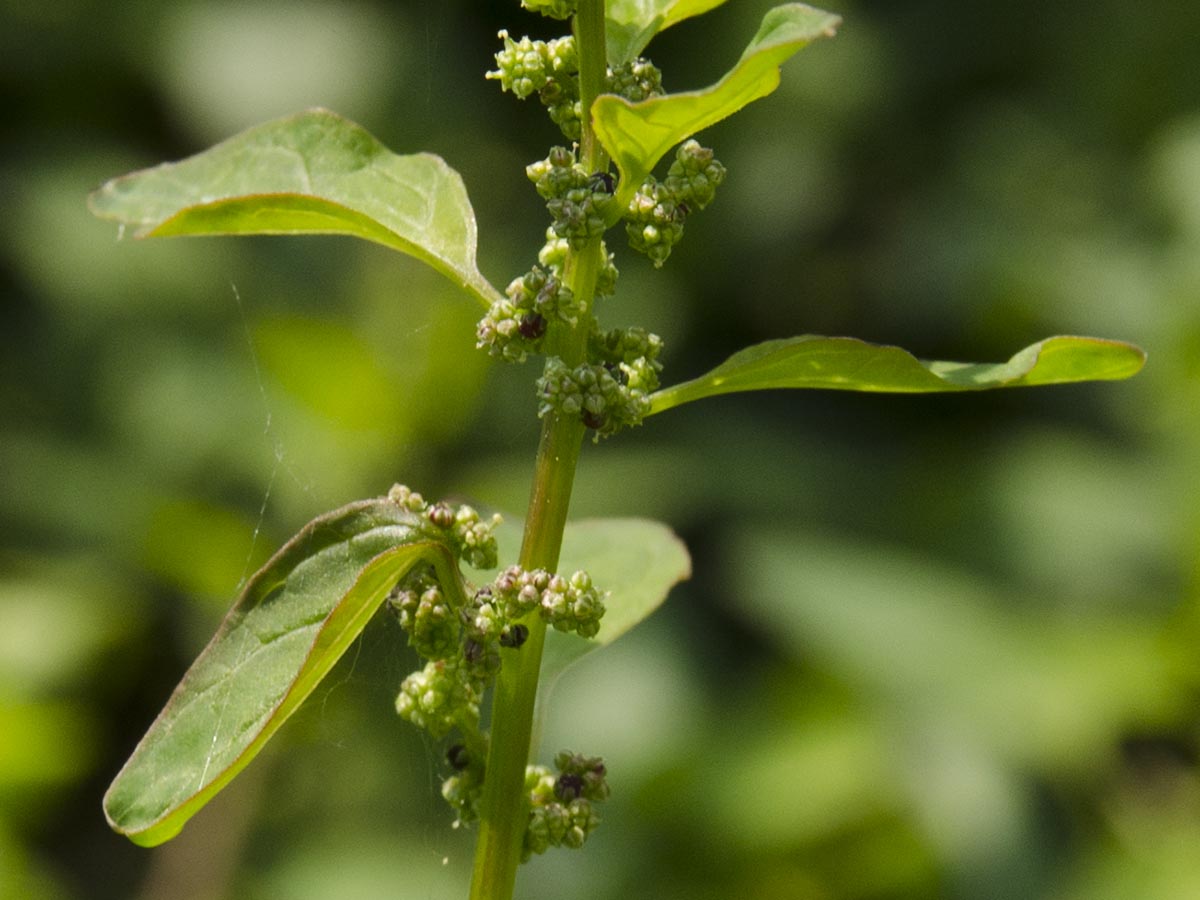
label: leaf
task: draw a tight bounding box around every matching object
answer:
[88,108,501,308]
[103,497,465,847]
[594,4,841,206]
[606,0,731,66]
[648,335,1148,414]
[540,518,692,683]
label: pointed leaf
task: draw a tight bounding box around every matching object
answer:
[540,518,692,683]
[594,4,840,206]
[606,0,731,66]
[88,109,501,307]
[103,496,466,847]
[649,335,1147,414]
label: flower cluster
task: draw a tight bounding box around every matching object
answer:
[488,564,607,638]
[490,28,666,140]
[383,493,607,833]
[537,325,663,437]
[523,751,609,859]
[607,58,664,102]
[489,33,582,139]
[395,658,482,739]
[624,140,726,266]
[528,146,618,249]
[387,484,501,571]
[441,742,485,825]
[665,139,727,211]
[476,264,581,363]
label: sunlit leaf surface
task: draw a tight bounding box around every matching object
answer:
[606,0,731,66]
[103,497,463,847]
[595,4,840,206]
[88,108,501,307]
[649,335,1147,414]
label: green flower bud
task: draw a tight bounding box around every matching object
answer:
[624,176,686,267]
[388,569,459,659]
[537,356,656,438]
[589,326,664,372]
[477,263,584,363]
[462,585,504,643]
[488,31,552,99]
[538,227,571,272]
[529,147,617,249]
[606,58,663,102]
[665,139,726,211]
[396,659,480,738]
[451,504,502,570]
[521,753,606,859]
[442,743,486,826]
[594,243,619,297]
[442,769,483,825]
[539,569,606,637]
[387,483,427,513]
[554,750,610,802]
[407,583,459,660]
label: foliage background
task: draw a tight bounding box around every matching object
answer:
[2,1,1197,897]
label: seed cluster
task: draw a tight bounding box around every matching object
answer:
[385,486,608,837]
[476,264,581,363]
[483,14,725,440]
[523,752,610,859]
[626,140,727,267]
[454,0,723,858]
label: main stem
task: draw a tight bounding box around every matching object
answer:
[468,3,609,899]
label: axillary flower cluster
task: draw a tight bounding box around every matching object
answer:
[478,0,727,440]
[384,485,609,857]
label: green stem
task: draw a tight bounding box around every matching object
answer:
[467,3,608,898]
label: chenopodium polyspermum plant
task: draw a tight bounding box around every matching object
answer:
[89,0,1145,896]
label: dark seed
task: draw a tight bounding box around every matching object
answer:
[463,638,484,663]
[554,773,585,802]
[499,623,530,649]
[446,743,470,770]
[518,313,547,340]
[590,171,616,194]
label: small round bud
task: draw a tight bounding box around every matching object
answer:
[428,502,456,529]
[387,484,427,512]
[606,58,664,102]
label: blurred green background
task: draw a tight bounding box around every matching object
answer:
[2,1,1198,897]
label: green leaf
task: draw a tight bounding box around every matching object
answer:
[606,0,731,66]
[649,335,1148,414]
[541,518,692,683]
[103,496,465,847]
[88,108,501,308]
[594,3,840,206]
